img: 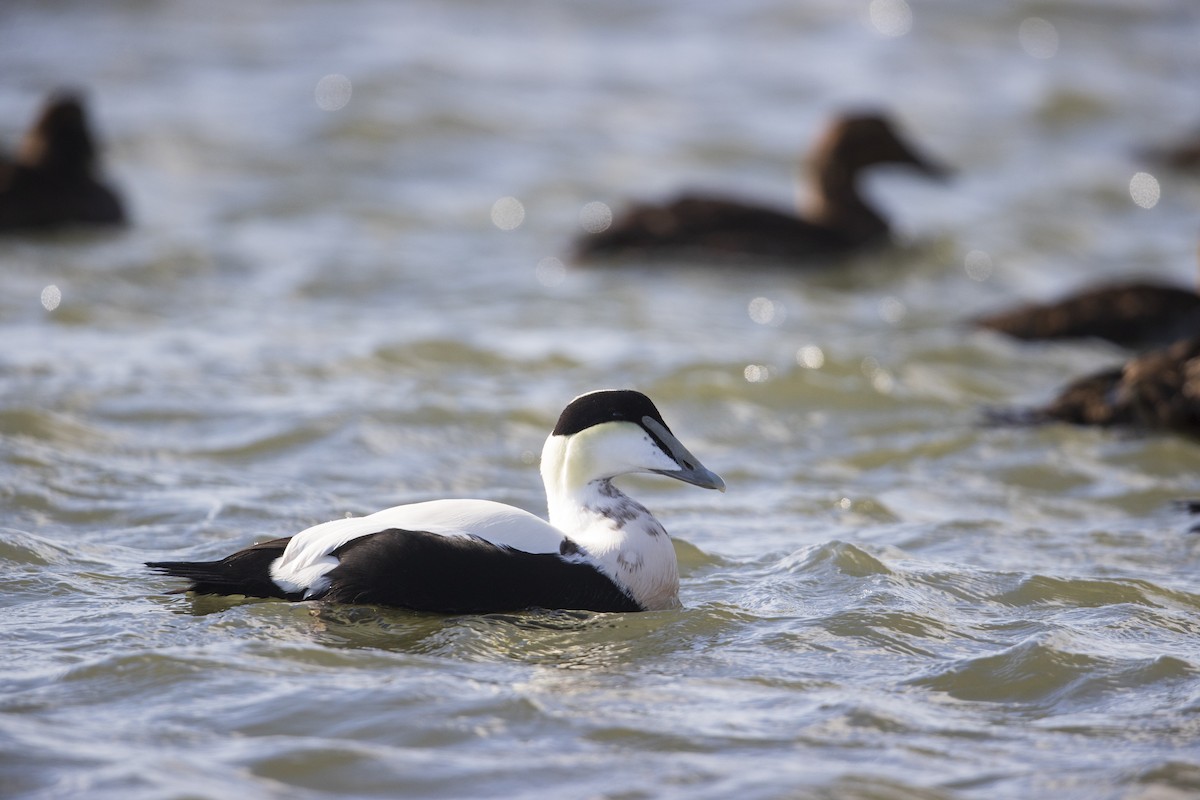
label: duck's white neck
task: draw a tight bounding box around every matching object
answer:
[541,436,681,611]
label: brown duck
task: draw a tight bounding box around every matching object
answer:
[975,280,1200,349]
[0,91,126,231]
[996,335,1200,435]
[1140,128,1200,171]
[573,111,948,263]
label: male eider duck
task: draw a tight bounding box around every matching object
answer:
[991,335,1200,435]
[147,390,725,614]
[0,91,126,231]
[573,111,949,264]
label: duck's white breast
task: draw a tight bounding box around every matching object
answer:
[270,499,567,596]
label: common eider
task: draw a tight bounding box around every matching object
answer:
[991,335,1200,435]
[573,111,948,264]
[147,390,726,614]
[975,281,1200,349]
[0,91,126,231]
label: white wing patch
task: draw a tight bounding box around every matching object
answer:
[269,499,567,597]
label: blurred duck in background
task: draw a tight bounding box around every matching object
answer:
[0,90,126,231]
[975,281,1200,349]
[1001,335,1200,436]
[573,111,949,265]
[975,243,1200,349]
[1140,127,1200,172]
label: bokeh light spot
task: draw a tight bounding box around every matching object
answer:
[1018,17,1059,59]
[579,201,613,234]
[744,364,770,383]
[1129,172,1160,209]
[535,256,566,287]
[41,284,61,311]
[869,0,913,38]
[878,296,906,324]
[860,356,894,392]
[491,196,526,230]
[796,345,826,369]
[748,296,781,325]
[315,74,353,111]
[964,250,994,282]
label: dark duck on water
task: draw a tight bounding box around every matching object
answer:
[0,91,126,231]
[991,335,1200,436]
[974,243,1200,349]
[573,111,949,265]
[975,282,1200,349]
[147,390,725,614]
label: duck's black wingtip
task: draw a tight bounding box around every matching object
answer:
[144,560,201,595]
[145,558,210,575]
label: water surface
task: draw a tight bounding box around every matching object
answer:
[3,1,1200,798]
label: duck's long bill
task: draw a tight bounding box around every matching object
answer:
[642,416,727,492]
[886,127,953,180]
[906,141,953,180]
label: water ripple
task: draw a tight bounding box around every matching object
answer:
[912,632,1196,713]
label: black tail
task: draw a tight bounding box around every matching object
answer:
[147,536,296,599]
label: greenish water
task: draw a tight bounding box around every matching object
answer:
[3,1,1200,798]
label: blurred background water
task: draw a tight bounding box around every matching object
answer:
[3,1,1200,798]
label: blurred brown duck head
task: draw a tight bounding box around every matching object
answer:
[18,92,98,176]
[810,112,948,176]
[0,90,125,230]
[805,111,949,241]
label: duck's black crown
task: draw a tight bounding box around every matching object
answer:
[551,389,671,437]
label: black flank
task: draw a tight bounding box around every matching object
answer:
[321,529,643,613]
[146,536,300,600]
